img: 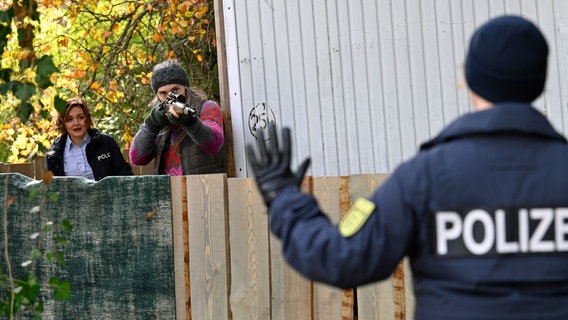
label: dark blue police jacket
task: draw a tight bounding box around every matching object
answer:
[269,102,568,320]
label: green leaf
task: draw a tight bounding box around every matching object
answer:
[14,82,37,121]
[38,142,48,154]
[28,273,38,284]
[54,95,67,114]
[30,283,41,301]
[34,55,59,89]
[39,107,49,119]
[0,8,14,54]
[18,54,32,70]
[29,186,40,201]
[47,191,59,201]
[34,301,44,317]
[0,302,9,316]
[42,223,53,233]
[55,282,71,300]
[54,251,66,267]
[55,236,70,247]
[0,68,12,83]
[62,219,73,232]
[23,274,41,302]
[48,278,71,301]
[45,251,54,261]
[27,0,40,22]
[0,81,8,95]
[18,101,35,122]
[30,248,42,259]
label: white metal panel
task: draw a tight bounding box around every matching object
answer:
[558,1,568,132]
[362,0,389,173]
[223,0,568,177]
[224,0,246,177]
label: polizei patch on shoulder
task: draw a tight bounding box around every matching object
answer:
[339,198,376,237]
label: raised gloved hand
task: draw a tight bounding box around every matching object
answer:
[144,106,170,132]
[246,123,311,207]
[166,108,198,127]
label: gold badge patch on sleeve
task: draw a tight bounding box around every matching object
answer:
[339,198,376,237]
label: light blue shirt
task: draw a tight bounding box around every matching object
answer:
[64,133,95,180]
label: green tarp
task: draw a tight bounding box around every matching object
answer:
[0,173,175,319]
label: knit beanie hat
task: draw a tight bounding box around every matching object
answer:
[151,60,190,93]
[465,15,548,103]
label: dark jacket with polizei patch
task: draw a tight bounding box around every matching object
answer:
[268,102,568,320]
[46,128,133,181]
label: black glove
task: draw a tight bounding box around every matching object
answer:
[246,123,311,207]
[166,109,198,127]
[144,106,170,132]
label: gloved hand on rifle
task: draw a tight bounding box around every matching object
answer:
[246,122,311,207]
[166,106,198,127]
[144,106,170,133]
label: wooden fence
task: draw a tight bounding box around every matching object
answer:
[0,151,155,179]
[1,157,415,320]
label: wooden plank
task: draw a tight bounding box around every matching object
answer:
[213,0,235,178]
[0,163,5,173]
[349,174,389,199]
[270,233,313,320]
[351,174,415,320]
[312,176,344,320]
[187,174,231,319]
[3,162,35,178]
[227,178,271,319]
[35,155,47,180]
[270,176,313,319]
[349,174,397,320]
[270,234,313,320]
[403,258,415,320]
[170,176,190,320]
[357,278,396,320]
[339,176,355,320]
[139,160,155,175]
[393,262,406,320]
[121,148,140,175]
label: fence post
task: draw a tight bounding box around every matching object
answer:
[35,155,47,179]
[311,176,350,319]
[227,178,271,319]
[171,176,191,320]
[2,162,35,179]
[187,174,231,319]
[171,173,415,320]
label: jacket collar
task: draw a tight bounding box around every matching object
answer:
[48,128,101,158]
[420,102,567,151]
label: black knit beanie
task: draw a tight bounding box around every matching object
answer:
[465,15,548,103]
[151,60,190,93]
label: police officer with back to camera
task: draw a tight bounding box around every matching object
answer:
[246,15,568,320]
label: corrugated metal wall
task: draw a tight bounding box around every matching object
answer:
[223,0,568,177]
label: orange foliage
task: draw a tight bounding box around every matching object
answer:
[1,0,218,163]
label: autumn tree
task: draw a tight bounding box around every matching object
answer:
[0,0,219,163]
